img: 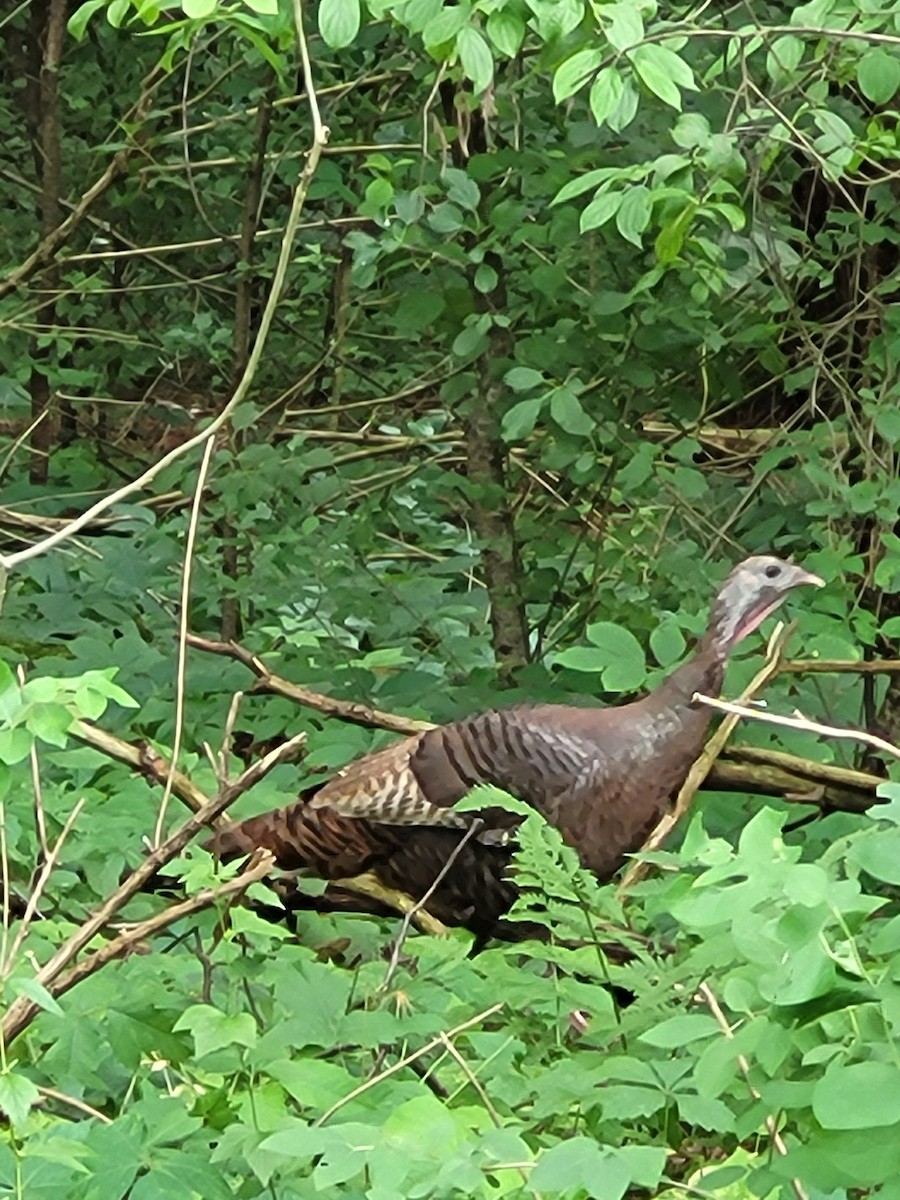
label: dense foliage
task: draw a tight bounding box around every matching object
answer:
[2,0,900,1196]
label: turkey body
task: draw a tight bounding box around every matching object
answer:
[210,555,822,940]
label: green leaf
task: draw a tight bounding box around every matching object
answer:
[181,0,217,16]
[9,976,64,1016]
[615,185,651,247]
[0,1070,40,1127]
[857,48,900,106]
[553,167,623,207]
[874,405,900,444]
[530,1140,630,1200]
[486,8,524,57]
[174,1005,258,1058]
[457,25,493,94]
[589,68,624,127]
[67,0,108,38]
[603,2,643,52]
[629,44,695,109]
[0,726,33,765]
[318,0,360,48]
[549,385,594,436]
[553,48,603,103]
[566,620,647,691]
[474,263,498,292]
[504,367,544,391]
[443,167,480,211]
[847,829,900,885]
[813,1062,900,1129]
[580,190,623,233]
[502,397,544,440]
[639,1014,719,1048]
[650,618,686,668]
[399,0,442,35]
[766,34,804,82]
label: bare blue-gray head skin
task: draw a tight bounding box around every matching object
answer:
[707,555,824,656]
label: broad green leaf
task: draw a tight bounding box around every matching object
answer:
[813,1062,900,1129]
[486,8,524,57]
[580,190,623,233]
[174,1005,258,1058]
[400,0,442,35]
[553,48,603,103]
[530,1139,630,1200]
[67,0,108,38]
[554,646,614,673]
[501,396,544,440]
[549,385,594,436]
[106,0,131,23]
[443,166,480,211]
[590,68,624,127]
[766,34,804,82]
[504,367,544,391]
[0,726,33,765]
[603,2,643,51]
[583,620,647,691]
[847,829,900,885]
[554,167,626,206]
[474,263,498,292]
[650,618,686,668]
[874,405,900,444]
[9,976,64,1015]
[318,0,360,48]
[181,0,217,15]
[457,25,493,94]
[639,1014,719,1048]
[0,1070,40,1127]
[630,44,695,109]
[615,184,651,247]
[857,48,900,106]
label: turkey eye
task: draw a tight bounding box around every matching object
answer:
[764,564,781,579]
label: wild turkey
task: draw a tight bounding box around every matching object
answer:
[210,555,822,940]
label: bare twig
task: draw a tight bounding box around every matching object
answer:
[698,981,810,1200]
[381,822,481,990]
[693,696,900,761]
[153,435,217,847]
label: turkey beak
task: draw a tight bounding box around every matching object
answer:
[786,565,825,591]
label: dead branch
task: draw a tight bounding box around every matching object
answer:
[780,657,900,675]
